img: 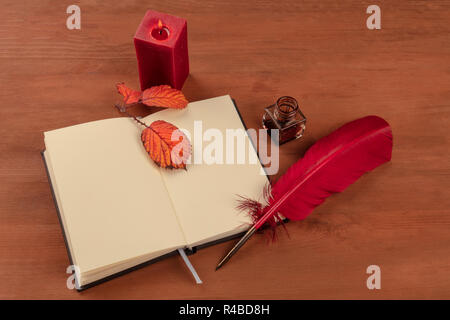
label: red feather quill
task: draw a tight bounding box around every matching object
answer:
[255,115,393,228]
[216,115,393,269]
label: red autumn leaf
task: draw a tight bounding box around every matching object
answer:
[141,85,188,109]
[141,120,191,169]
[116,83,142,104]
[116,83,188,109]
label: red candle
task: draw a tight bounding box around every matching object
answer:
[134,10,189,90]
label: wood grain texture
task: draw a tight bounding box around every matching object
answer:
[0,0,449,299]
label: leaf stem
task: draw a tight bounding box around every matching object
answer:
[114,103,149,128]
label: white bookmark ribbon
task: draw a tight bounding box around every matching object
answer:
[177,248,203,284]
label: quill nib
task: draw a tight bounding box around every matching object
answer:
[215,225,257,270]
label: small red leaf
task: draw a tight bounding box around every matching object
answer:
[116,83,142,104]
[141,120,191,169]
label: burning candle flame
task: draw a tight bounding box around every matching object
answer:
[150,19,170,40]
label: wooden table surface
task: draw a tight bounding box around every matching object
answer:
[0,0,449,299]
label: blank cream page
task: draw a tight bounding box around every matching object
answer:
[143,95,268,246]
[44,118,186,275]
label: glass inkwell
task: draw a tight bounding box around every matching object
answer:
[262,96,306,144]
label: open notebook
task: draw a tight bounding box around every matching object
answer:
[42,95,268,290]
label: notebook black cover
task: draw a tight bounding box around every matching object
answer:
[41,98,270,291]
